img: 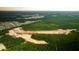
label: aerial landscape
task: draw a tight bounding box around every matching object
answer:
[0,11,79,51]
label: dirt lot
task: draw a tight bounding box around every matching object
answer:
[8,27,76,44]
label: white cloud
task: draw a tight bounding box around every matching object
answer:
[0,0,79,11]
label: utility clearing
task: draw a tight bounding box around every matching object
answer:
[7,27,76,44]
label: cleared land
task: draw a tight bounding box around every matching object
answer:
[0,43,6,50]
[7,27,76,44]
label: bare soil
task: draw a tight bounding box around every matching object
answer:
[0,43,6,50]
[8,27,76,44]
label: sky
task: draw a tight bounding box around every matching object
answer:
[0,0,79,11]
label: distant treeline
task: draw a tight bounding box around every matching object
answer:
[1,11,79,22]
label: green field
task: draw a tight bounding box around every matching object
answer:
[0,15,79,51]
[22,16,79,30]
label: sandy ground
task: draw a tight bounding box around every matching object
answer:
[0,43,6,51]
[11,27,76,35]
[8,27,76,44]
[8,27,48,44]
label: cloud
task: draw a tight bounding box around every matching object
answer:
[0,0,79,11]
